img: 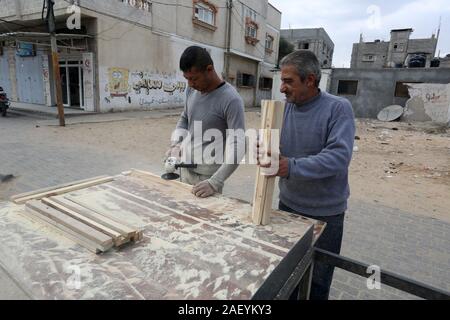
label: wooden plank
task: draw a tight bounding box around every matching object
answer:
[13,177,114,204]
[10,175,110,202]
[24,206,103,253]
[25,200,114,249]
[49,196,136,239]
[42,197,128,247]
[64,192,146,231]
[252,100,286,226]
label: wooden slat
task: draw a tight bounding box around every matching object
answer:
[252,100,285,226]
[10,175,110,202]
[24,206,103,254]
[13,177,115,204]
[25,200,114,248]
[65,193,145,234]
[42,197,128,247]
[49,196,137,239]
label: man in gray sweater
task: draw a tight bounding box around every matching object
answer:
[260,50,355,299]
[167,46,245,198]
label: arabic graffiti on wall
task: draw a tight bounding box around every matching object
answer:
[406,83,450,124]
[101,67,187,110]
[131,71,186,96]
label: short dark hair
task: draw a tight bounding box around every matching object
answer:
[180,46,214,72]
[280,50,322,86]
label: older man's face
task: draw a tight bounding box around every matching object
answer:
[280,65,314,105]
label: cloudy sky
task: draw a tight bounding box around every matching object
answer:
[270,0,450,67]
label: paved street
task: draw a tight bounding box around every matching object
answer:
[0,110,448,300]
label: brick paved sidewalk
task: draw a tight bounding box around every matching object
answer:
[329,199,450,300]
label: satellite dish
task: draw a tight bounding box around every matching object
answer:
[377,105,405,122]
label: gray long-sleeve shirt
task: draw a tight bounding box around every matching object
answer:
[173,82,246,191]
[279,91,356,217]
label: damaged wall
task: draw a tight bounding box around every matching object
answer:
[403,83,450,126]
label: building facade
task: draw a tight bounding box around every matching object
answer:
[328,68,450,119]
[280,28,334,68]
[351,29,438,69]
[0,0,281,112]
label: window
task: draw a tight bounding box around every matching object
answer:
[194,3,215,26]
[246,24,257,38]
[265,34,274,53]
[259,77,273,90]
[243,6,257,22]
[245,21,259,45]
[395,82,422,98]
[363,54,376,62]
[243,5,258,45]
[298,42,309,50]
[237,72,256,88]
[393,43,405,52]
[337,80,358,95]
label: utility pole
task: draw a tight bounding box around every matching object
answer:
[45,0,65,126]
[224,0,232,82]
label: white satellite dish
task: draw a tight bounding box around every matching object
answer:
[377,105,405,122]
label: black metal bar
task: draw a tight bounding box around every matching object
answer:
[315,248,450,300]
[252,227,314,300]
[275,247,314,300]
[297,262,313,300]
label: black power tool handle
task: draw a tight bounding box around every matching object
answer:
[176,163,198,169]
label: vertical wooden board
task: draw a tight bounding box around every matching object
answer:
[252,100,285,226]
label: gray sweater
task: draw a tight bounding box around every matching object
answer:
[279,91,356,217]
[174,83,245,191]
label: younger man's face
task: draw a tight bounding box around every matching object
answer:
[183,66,212,93]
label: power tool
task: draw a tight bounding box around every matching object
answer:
[161,157,198,181]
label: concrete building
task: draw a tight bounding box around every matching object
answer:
[440,54,450,68]
[0,0,281,112]
[351,29,438,69]
[280,28,334,68]
[328,68,450,119]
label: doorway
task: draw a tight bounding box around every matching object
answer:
[59,60,84,109]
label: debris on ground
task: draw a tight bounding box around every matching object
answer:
[0,174,14,183]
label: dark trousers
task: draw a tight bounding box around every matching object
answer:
[279,201,345,300]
